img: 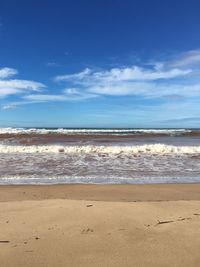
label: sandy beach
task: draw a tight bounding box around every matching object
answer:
[0,184,200,267]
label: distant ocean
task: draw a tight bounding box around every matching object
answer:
[1,127,200,184]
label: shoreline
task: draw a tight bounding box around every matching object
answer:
[1,183,200,202]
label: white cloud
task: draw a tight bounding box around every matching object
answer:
[0,67,18,79]
[54,62,198,98]
[64,88,80,94]
[2,49,200,111]
[23,88,97,102]
[0,79,44,90]
[0,65,96,109]
[88,82,200,98]
[0,67,45,98]
[24,94,66,101]
[1,104,18,110]
[55,66,190,83]
[55,68,92,81]
[172,49,200,68]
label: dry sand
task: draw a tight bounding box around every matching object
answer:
[0,184,200,267]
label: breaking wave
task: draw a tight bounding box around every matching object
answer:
[1,144,200,154]
[0,127,192,135]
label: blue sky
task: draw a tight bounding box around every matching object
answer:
[1,0,200,128]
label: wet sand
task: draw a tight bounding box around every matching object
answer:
[1,183,200,202]
[1,184,200,266]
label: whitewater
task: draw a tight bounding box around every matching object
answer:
[0,127,200,184]
[1,143,200,154]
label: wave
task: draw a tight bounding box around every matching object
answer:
[1,175,200,185]
[1,144,200,154]
[0,127,192,135]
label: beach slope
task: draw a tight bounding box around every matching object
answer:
[1,184,200,267]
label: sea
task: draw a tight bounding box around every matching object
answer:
[1,127,200,184]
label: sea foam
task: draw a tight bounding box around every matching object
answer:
[0,127,192,135]
[1,144,200,154]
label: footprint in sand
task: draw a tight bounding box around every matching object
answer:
[81,228,94,234]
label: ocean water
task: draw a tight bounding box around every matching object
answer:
[1,127,200,184]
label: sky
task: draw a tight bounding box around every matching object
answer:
[0,0,200,128]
